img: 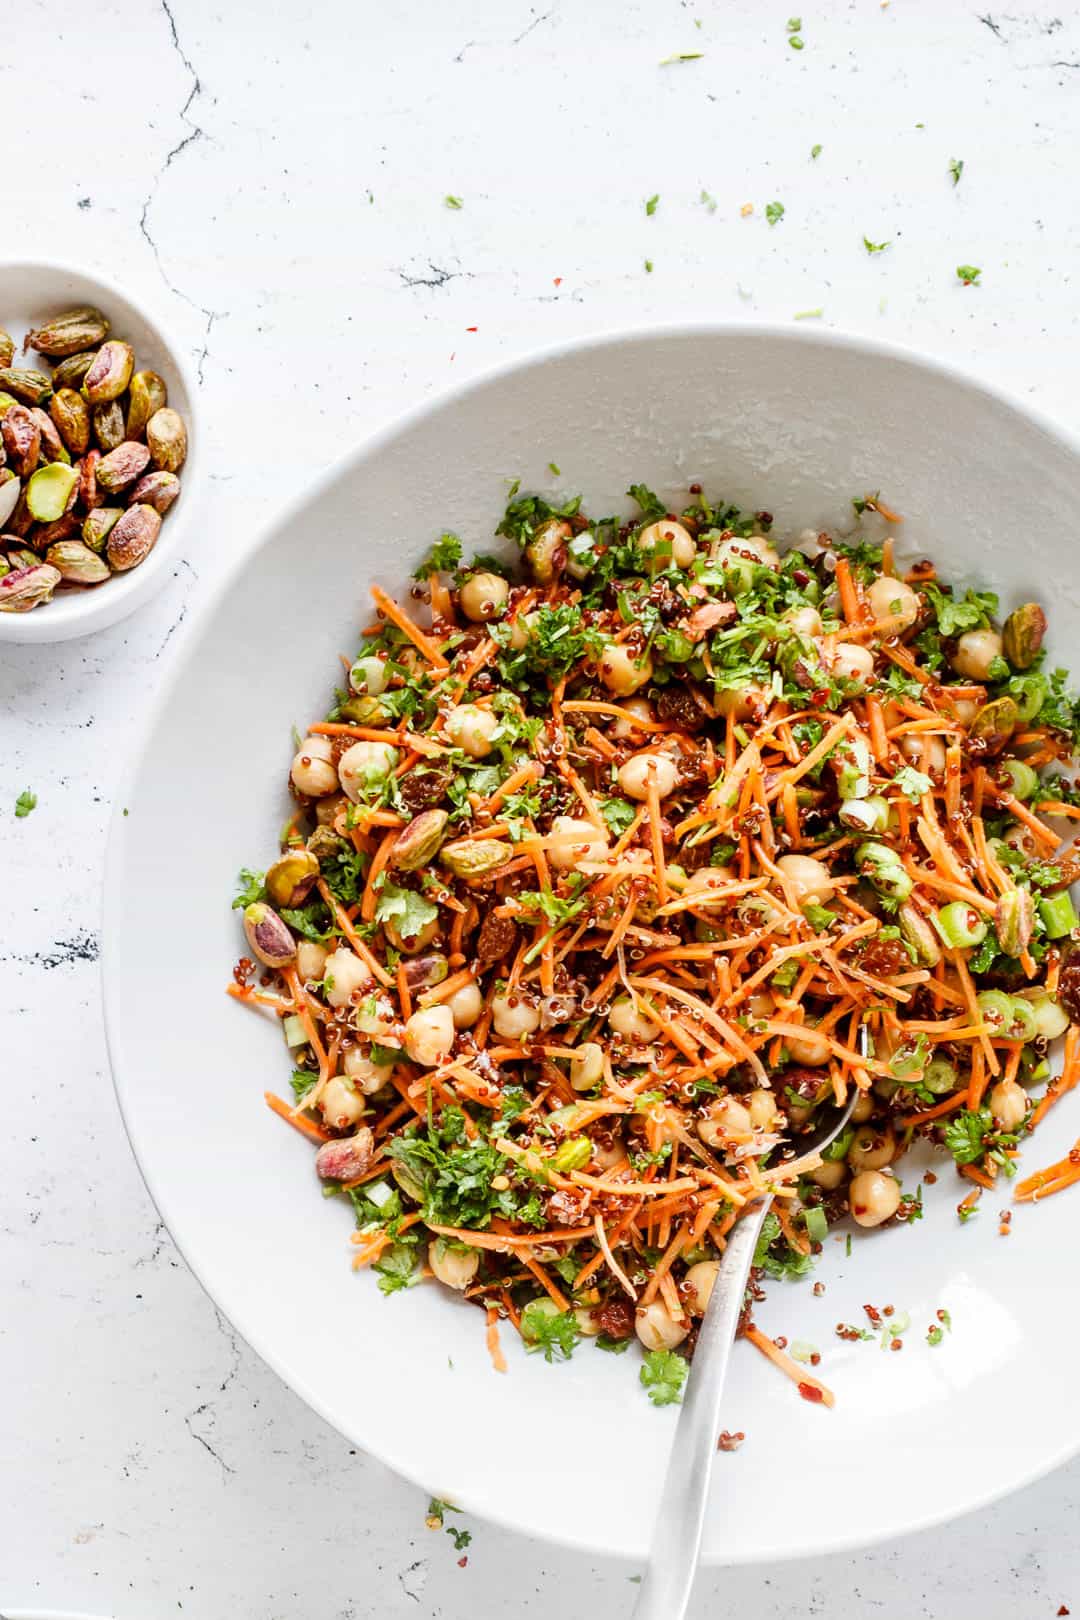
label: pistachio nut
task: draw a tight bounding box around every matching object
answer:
[897,901,942,967]
[439,837,513,879]
[0,330,13,369]
[336,694,388,725]
[969,695,1019,755]
[79,506,120,554]
[402,951,450,992]
[391,809,449,872]
[25,462,79,523]
[96,440,151,493]
[1002,603,1047,672]
[106,504,161,571]
[242,901,297,968]
[78,448,102,510]
[0,561,61,612]
[306,824,347,861]
[92,399,126,451]
[265,848,320,908]
[34,510,80,547]
[82,339,134,405]
[996,886,1034,957]
[26,306,110,358]
[1,406,40,478]
[0,471,20,529]
[127,470,180,515]
[0,368,52,407]
[125,370,167,439]
[5,488,34,537]
[0,558,7,578]
[49,388,91,456]
[146,406,187,472]
[2,544,40,570]
[44,539,111,585]
[51,350,98,390]
[29,407,70,465]
[0,392,17,414]
[525,517,571,585]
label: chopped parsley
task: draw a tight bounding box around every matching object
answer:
[645,193,660,216]
[811,143,822,159]
[949,157,964,186]
[374,881,439,940]
[765,200,785,226]
[957,263,981,286]
[14,789,37,818]
[923,581,997,637]
[601,795,639,835]
[927,1324,944,1346]
[444,195,463,210]
[413,532,462,577]
[521,1300,581,1362]
[863,236,891,254]
[232,867,265,909]
[640,1348,688,1406]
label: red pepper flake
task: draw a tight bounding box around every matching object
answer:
[798,1381,825,1404]
[718,1429,745,1451]
[465,326,478,333]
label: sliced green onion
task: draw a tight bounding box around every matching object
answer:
[999,758,1039,800]
[1039,890,1079,939]
[889,1032,930,1078]
[976,988,1015,1036]
[923,1057,959,1095]
[856,840,913,901]
[366,1179,394,1209]
[1008,674,1046,722]
[934,901,988,950]
[1004,997,1038,1043]
[803,1205,828,1243]
[1017,987,1070,1041]
[283,1014,308,1048]
[839,795,888,833]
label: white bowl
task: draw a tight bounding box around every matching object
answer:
[0,261,197,643]
[105,325,1080,1563]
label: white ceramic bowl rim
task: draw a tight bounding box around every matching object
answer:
[104,320,1080,1562]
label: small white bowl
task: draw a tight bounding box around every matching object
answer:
[0,260,198,643]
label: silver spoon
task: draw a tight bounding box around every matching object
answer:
[631,1069,860,1620]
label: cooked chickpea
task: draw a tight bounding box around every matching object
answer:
[832,641,875,683]
[491,992,541,1041]
[342,1047,394,1094]
[785,605,823,638]
[847,1125,896,1171]
[428,1238,480,1291]
[383,913,439,954]
[951,627,1004,681]
[638,519,696,570]
[570,1040,604,1091]
[446,979,484,1029]
[714,682,771,721]
[698,1095,753,1148]
[591,1134,625,1170]
[403,1004,454,1067]
[849,1168,902,1227]
[353,994,397,1039]
[809,1157,847,1190]
[747,1087,780,1129]
[445,703,499,759]
[548,815,608,871]
[683,1259,719,1315]
[989,1078,1028,1132]
[851,1090,875,1123]
[290,733,338,797]
[617,751,679,801]
[320,1076,366,1131]
[574,1305,602,1335]
[1002,821,1039,859]
[785,1025,830,1066]
[323,947,374,1009]
[746,988,776,1021]
[599,642,653,696]
[506,610,534,651]
[951,696,980,728]
[867,574,920,630]
[459,571,510,622]
[314,791,349,828]
[901,732,946,776]
[608,996,660,1043]
[296,941,328,983]
[338,739,399,802]
[714,535,781,583]
[776,853,832,907]
[635,1299,689,1351]
[350,655,389,696]
[611,697,655,739]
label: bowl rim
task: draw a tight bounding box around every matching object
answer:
[0,256,199,644]
[102,318,1080,1561]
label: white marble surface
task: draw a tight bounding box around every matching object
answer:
[4,0,1080,1613]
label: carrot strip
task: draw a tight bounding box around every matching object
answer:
[369,583,450,669]
[265,1090,330,1143]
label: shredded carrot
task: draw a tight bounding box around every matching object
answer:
[369,583,450,669]
[744,1322,835,1407]
[264,1090,330,1143]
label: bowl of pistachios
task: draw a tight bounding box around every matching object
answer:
[0,261,197,642]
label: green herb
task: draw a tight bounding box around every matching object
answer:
[640,1348,688,1406]
[644,258,654,273]
[628,482,668,523]
[413,532,462,577]
[802,902,836,932]
[595,1333,632,1353]
[645,194,660,216]
[521,1301,581,1362]
[789,34,804,48]
[949,157,964,186]
[447,1526,472,1551]
[700,188,718,211]
[927,1324,944,1346]
[891,764,933,802]
[374,881,439,940]
[601,796,638,835]
[547,461,561,477]
[939,1308,952,1331]
[232,867,265,909]
[957,263,981,285]
[811,143,822,159]
[387,1110,525,1230]
[943,1107,992,1166]
[444,195,463,210]
[786,15,802,27]
[14,789,36,818]
[374,1242,421,1295]
[279,897,336,941]
[765,200,785,226]
[659,51,703,63]
[752,1210,814,1280]
[863,236,890,254]
[290,1069,316,1103]
[923,581,997,637]
[495,489,581,548]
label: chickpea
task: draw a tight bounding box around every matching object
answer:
[491,992,541,1041]
[338,739,399,803]
[290,734,338,797]
[350,655,389,696]
[446,979,484,1029]
[867,574,920,630]
[900,732,946,776]
[989,1078,1028,1132]
[296,941,328,983]
[403,1004,455,1067]
[548,815,608,871]
[809,1157,847,1190]
[354,994,398,1039]
[683,1259,719,1316]
[570,1040,605,1091]
[832,641,875,683]
[698,1095,753,1148]
[785,604,823,639]
[611,697,655,740]
[459,571,510,622]
[574,1305,603,1335]
[951,626,1004,681]
[776,853,832,906]
[785,1025,830,1066]
[747,1087,780,1129]
[617,751,679,802]
[714,535,781,591]
[608,996,660,1043]
[342,1047,394,1094]
[323,947,374,1009]
[746,988,776,1021]
[591,1134,625,1170]
[714,682,771,722]
[851,1090,875,1123]
[383,913,439,954]
[849,1168,902,1227]
[1002,821,1039,859]
[599,642,653,696]
[428,1238,480,1291]
[506,611,533,651]
[847,1125,896,1172]
[320,1076,366,1131]
[445,703,499,759]
[638,519,696,570]
[635,1300,689,1351]
[684,868,734,906]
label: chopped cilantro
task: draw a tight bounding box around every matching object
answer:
[765,200,785,226]
[943,1108,992,1166]
[700,188,718,211]
[14,789,36,818]
[628,482,667,523]
[447,1526,472,1551]
[601,796,639,835]
[949,157,964,186]
[891,764,933,802]
[521,1299,581,1362]
[640,1348,688,1406]
[923,581,997,637]
[927,1324,944,1346]
[957,263,981,286]
[811,143,822,159]
[444,195,463,210]
[388,1110,526,1230]
[595,1333,632,1353]
[863,236,891,254]
[645,194,660,216]
[374,1242,420,1295]
[232,867,265,909]
[374,881,439,940]
[413,532,462,577]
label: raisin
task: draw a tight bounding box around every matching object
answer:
[397,766,451,813]
[476,910,518,969]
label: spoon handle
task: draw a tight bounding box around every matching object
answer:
[631,1198,773,1620]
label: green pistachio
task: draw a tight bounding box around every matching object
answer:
[26,306,110,358]
[391,809,449,872]
[525,517,570,585]
[29,407,70,465]
[96,440,151,493]
[969,695,1019,755]
[25,462,79,523]
[80,507,122,554]
[1,406,40,478]
[402,951,449,991]
[439,837,513,879]
[44,539,110,585]
[0,368,52,407]
[336,694,388,724]
[92,399,125,451]
[265,849,320,908]
[1002,603,1047,671]
[0,561,61,611]
[49,388,91,456]
[127,469,180,515]
[0,329,13,368]
[124,370,167,439]
[242,902,297,968]
[995,886,1034,957]
[897,901,942,967]
[0,469,20,529]
[51,350,97,390]
[106,504,161,571]
[82,339,134,404]
[146,406,187,472]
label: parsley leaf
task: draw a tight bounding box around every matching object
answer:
[640,1348,688,1406]
[811,143,822,159]
[374,881,439,940]
[765,200,785,226]
[14,789,37,818]
[444,194,463,210]
[627,482,667,524]
[413,533,462,578]
[943,1108,992,1166]
[892,764,933,802]
[374,1242,421,1295]
[388,1111,524,1230]
[863,236,890,254]
[923,582,997,638]
[645,193,660,216]
[957,263,981,286]
[232,867,265,909]
[601,796,638,835]
[521,1300,581,1362]
[949,157,964,186]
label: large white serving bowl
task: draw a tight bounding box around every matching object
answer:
[104,325,1080,1563]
